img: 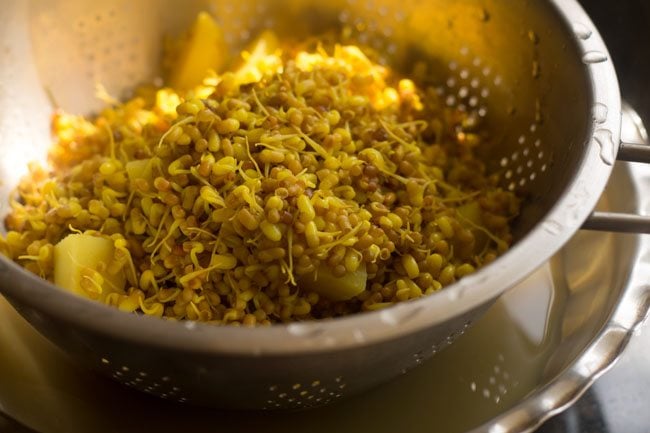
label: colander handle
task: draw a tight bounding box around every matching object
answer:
[583,212,650,234]
[582,104,650,233]
[617,142,650,163]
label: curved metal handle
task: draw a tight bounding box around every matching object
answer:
[618,142,650,164]
[582,104,650,234]
[583,212,650,234]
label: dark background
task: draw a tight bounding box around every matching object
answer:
[583,0,650,124]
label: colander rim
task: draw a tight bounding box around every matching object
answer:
[0,0,620,356]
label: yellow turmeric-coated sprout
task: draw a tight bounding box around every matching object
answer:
[0,13,520,325]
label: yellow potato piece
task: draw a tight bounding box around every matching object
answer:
[155,88,182,117]
[168,12,227,90]
[300,264,367,302]
[125,158,153,183]
[54,234,126,301]
[234,30,281,85]
[457,201,482,226]
[457,201,488,252]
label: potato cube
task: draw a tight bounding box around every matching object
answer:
[168,12,227,90]
[125,158,153,183]
[234,30,281,85]
[54,234,126,301]
[300,264,367,301]
[457,201,488,252]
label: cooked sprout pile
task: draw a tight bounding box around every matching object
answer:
[0,14,519,326]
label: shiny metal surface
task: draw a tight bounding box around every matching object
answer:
[583,106,650,233]
[474,105,650,433]
[539,0,650,429]
[0,0,627,409]
[583,211,650,233]
[618,143,650,163]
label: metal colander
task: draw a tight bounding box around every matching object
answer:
[0,0,643,410]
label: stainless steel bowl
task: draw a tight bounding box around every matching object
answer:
[0,0,641,409]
